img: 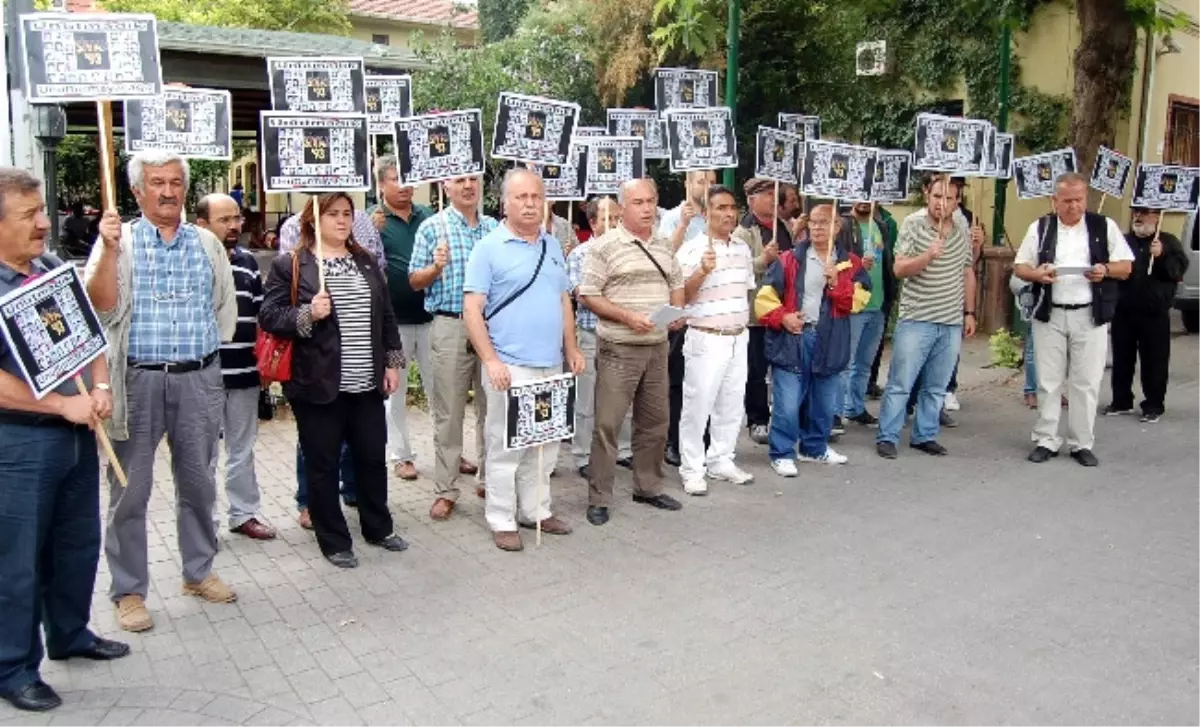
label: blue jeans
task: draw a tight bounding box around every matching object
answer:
[878,320,963,446]
[1023,333,1037,395]
[0,424,101,693]
[295,443,356,511]
[840,310,886,418]
[768,329,841,459]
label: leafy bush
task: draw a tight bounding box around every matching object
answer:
[989,328,1024,369]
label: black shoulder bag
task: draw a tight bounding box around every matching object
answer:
[485,239,547,321]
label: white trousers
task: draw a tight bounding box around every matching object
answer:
[1031,307,1108,452]
[483,364,558,532]
[679,327,749,480]
[572,328,632,468]
[384,323,433,463]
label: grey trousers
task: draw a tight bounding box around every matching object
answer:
[573,328,632,468]
[106,362,223,600]
[385,323,434,464]
[428,315,487,500]
[210,386,262,529]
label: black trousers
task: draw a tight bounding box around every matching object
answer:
[745,326,771,428]
[292,391,393,556]
[1111,307,1172,415]
[667,327,686,450]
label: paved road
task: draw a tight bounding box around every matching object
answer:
[4,327,1197,726]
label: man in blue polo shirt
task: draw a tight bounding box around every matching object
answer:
[463,168,585,552]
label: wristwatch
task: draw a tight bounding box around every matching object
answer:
[94,383,112,392]
[963,311,976,318]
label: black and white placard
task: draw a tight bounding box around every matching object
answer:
[578,136,645,196]
[801,140,877,203]
[393,109,485,186]
[365,74,412,136]
[1090,146,1133,198]
[0,264,107,400]
[530,144,588,201]
[754,126,804,186]
[20,13,162,103]
[124,88,232,159]
[606,109,669,159]
[575,126,607,138]
[991,132,1014,180]
[260,112,370,193]
[664,107,738,173]
[267,57,366,114]
[871,149,912,203]
[778,113,821,142]
[505,374,577,451]
[491,92,580,165]
[1012,147,1077,200]
[1131,164,1200,211]
[913,113,991,173]
[653,67,720,114]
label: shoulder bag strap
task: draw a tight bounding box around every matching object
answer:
[485,240,547,322]
[290,251,300,306]
[631,240,670,283]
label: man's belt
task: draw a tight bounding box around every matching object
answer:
[691,325,746,337]
[0,411,81,429]
[1051,302,1090,311]
[433,310,463,319]
[128,351,217,374]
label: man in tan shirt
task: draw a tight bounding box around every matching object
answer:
[578,178,686,526]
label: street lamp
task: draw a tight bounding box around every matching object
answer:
[33,104,67,254]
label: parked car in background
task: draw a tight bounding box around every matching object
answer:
[1175,210,1198,333]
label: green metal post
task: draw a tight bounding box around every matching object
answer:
[991,23,1011,247]
[723,0,740,188]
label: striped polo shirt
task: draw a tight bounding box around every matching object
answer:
[676,234,755,330]
[577,225,684,345]
[219,247,262,389]
[895,213,970,326]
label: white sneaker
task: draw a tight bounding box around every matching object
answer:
[708,463,754,485]
[682,477,708,496]
[771,458,798,477]
[798,447,848,465]
[944,392,961,411]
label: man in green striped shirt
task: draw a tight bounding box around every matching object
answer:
[876,174,977,459]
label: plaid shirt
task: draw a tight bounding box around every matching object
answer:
[278,210,385,269]
[127,218,220,363]
[566,242,597,330]
[410,207,498,314]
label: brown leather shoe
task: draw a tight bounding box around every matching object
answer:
[430,498,455,521]
[298,508,313,530]
[1024,393,1038,409]
[493,531,523,551]
[115,595,153,633]
[231,518,276,540]
[475,485,486,499]
[459,457,478,475]
[520,516,573,535]
[182,574,237,603]
[394,461,418,481]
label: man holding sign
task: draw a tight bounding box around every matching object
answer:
[0,168,129,713]
[463,169,585,551]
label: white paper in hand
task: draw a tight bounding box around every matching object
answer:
[650,305,688,330]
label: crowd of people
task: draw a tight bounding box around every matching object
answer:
[0,149,1189,712]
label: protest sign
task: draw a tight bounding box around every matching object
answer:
[267,57,366,113]
[20,13,162,103]
[529,144,588,201]
[778,113,821,142]
[578,136,645,196]
[1131,164,1200,211]
[754,126,804,186]
[491,92,580,165]
[664,107,738,173]
[991,132,1014,180]
[124,88,232,159]
[871,149,912,203]
[505,374,577,451]
[392,109,485,186]
[1090,146,1134,199]
[260,112,370,193]
[1012,148,1077,200]
[802,140,877,203]
[607,109,669,159]
[653,67,719,114]
[365,74,412,136]
[575,126,607,138]
[913,113,992,173]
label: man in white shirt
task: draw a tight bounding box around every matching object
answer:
[1014,172,1133,467]
[675,186,757,495]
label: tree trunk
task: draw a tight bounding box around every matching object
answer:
[1071,0,1138,187]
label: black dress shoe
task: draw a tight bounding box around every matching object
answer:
[586,506,609,526]
[342,497,358,508]
[1,681,62,712]
[367,534,409,552]
[49,636,130,661]
[325,551,359,568]
[1027,446,1057,463]
[911,440,948,456]
[1070,448,1100,467]
[616,457,633,469]
[578,464,591,480]
[663,446,681,467]
[632,493,682,511]
[939,410,958,428]
[876,442,898,459]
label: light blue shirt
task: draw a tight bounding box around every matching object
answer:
[657,202,707,244]
[464,225,571,368]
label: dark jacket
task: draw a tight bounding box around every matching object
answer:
[259,247,402,405]
[1117,230,1189,315]
[220,247,263,389]
[1032,212,1121,326]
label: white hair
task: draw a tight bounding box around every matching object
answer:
[374,153,398,184]
[500,167,542,203]
[128,150,190,192]
[616,177,657,205]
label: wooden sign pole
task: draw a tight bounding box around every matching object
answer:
[772,180,780,245]
[1097,193,1107,216]
[313,195,326,292]
[543,201,551,234]
[535,445,544,546]
[1148,212,1163,275]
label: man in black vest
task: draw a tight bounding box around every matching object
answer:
[1103,205,1190,422]
[1013,172,1134,467]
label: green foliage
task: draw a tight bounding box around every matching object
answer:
[478,0,534,42]
[649,0,724,63]
[989,328,1024,369]
[99,0,351,34]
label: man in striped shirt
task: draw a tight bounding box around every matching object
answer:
[196,194,275,541]
[675,185,757,495]
[876,174,978,459]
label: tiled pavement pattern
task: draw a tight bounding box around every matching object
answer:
[3,332,1197,725]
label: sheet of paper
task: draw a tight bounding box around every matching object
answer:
[1053,266,1092,277]
[650,305,688,330]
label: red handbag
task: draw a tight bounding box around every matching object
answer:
[255,252,300,383]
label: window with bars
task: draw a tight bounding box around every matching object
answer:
[1165,99,1199,167]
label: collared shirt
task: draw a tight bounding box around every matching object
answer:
[464,225,571,368]
[895,213,970,326]
[410,207,500,314]
[279,210,386,269]
[220,247,263,389]
[566,242,598,331]
[1015,215,1133,305]
[370,202,434,324]
[676,235,755,329]
[801,246,827,325]
[127,218,220,363]
[578,225,684,345]
[657,202,708,246]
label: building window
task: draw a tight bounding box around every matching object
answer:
[372,33,390,46]
[1165,97,1199,167]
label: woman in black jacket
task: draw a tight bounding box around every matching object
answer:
[259,193,407,568]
